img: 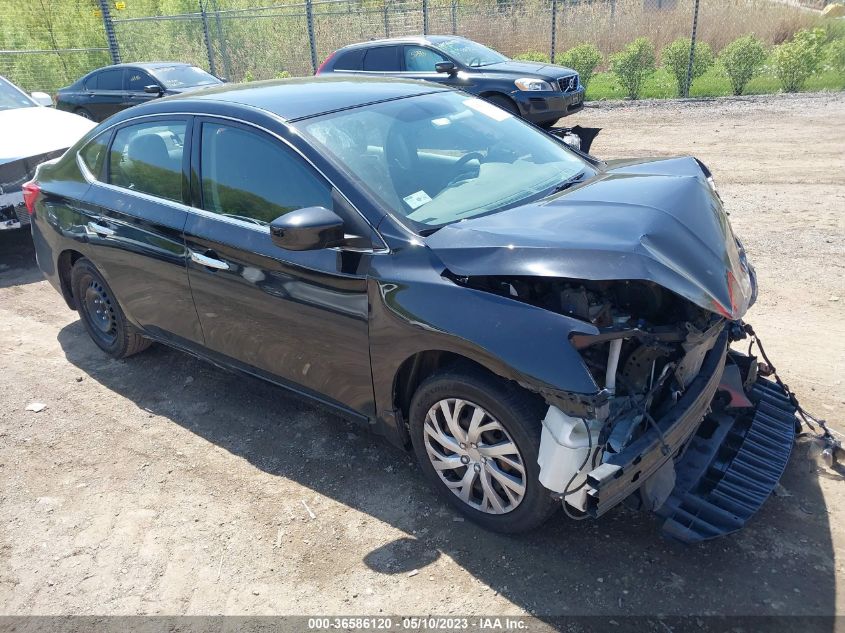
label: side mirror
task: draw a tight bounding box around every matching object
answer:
[270,206,345,251]
[435,61,457,75]
[31,91,53,107]
[144,85,163,95]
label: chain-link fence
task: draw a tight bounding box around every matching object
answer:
[1,0,826,95]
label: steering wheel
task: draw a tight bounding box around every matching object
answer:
[467,57,482,67]
[445,151,485,188]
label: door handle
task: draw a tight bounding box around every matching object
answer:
[87,221,115,237]
[190,250,229,271]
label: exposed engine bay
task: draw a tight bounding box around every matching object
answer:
[455,275,724,450]
[452,274,807,542]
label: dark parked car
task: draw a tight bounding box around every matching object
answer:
[316,36,585,127]
[56,62,222,122]
[26,77,796,541]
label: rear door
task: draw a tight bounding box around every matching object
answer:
[182,117,376,415]
[90,68,128,120]
[79,115,204,346]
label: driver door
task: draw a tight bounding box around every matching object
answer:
[183,117,376,416]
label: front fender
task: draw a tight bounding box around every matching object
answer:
[368,245,602,436]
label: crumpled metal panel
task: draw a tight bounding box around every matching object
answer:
[426,156,755,320]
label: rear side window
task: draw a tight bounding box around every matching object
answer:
[107,120,186,202]
[363,46,400,71]
[333,48,364,71]
[79,131,111,178]
[96,69,125,91]
[199,122,332,224]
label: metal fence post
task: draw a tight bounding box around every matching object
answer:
[451,0,458,35]
[384,0,390,37]
[684,0,700,98]
[198,0,218,77]
[210,0,232,80]
[305,0,318,74]
[97,0,121,64]
[422,0,429,35]
[549,0,557,63]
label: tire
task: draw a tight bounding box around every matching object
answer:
[70,258,151,359]
[483,94,519,116]
[74,107,95,121]
[409,367,558,533]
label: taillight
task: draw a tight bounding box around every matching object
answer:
[315,51,336,75]
[22,180,40,215]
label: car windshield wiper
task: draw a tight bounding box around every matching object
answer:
[546,170,587,196]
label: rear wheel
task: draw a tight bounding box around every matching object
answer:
[409,367,558,533]
[74,107,95,121]
[71,258,150,359]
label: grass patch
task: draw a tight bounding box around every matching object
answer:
[586,66,845,101]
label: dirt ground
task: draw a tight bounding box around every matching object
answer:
[1,92,843,624]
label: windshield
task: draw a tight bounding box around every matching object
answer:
[0,76,36,110]
[296,91,591,230]
[436,39,508,67]
[152,65,220,89]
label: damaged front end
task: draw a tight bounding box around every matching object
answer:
[454,275,796,543]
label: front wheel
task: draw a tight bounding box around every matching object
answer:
[409,368,558,533]
[71,258,151,359]
[483,94,519,116]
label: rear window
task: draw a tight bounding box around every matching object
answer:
[363,46,400,71]
[334,49,364,71]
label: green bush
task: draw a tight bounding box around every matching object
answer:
[772,27,826,92]
[719,35,767,95]
[513,51,551,63]
[275,70,292,79]
[825,39,845,77]
[661,37,714,96]
[610,37,656,100]
[559,43,603,89]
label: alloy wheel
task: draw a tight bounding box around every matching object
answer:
[422,398,526,514]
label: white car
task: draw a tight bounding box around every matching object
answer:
[1,75,95,231]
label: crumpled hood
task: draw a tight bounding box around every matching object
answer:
[425,156,755,319]
[0,107,95,164]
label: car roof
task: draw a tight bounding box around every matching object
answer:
[337,35,467,50]
[106,62,194,70]
[162,76,451,122]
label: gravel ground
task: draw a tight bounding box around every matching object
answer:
[0,92,843,624]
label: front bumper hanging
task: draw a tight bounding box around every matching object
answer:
[655,362,797,543]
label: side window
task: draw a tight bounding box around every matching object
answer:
[404,46,447,72]
[127,70,156,92]
[334,49,364,71]
[363,46,400,72]
[107,120,186,202]
[199,122,332,224]
[96,69,125,91]
[79,131,111,178]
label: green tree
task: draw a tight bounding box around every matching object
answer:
[772,28,826,92]
[719,35,767,96]
[559,43,603,89]
[610,38,656,100]
[662,37,714,96]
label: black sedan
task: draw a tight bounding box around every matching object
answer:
[316,36,585,127]
[25,77,795,540]
[56,62,222,122]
